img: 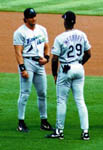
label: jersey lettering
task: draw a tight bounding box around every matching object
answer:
[37,37,45,45]
[26,36,39,45]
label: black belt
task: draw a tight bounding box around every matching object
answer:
[24,57,40,62]
[60,60,80,64]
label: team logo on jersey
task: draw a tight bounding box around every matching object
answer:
[27,35,40,44]
[26,35,45,45]
[37,37,45,45]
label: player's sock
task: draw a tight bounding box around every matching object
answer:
[83,129,88,133]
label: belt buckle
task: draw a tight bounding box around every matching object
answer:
[35,56,40,60]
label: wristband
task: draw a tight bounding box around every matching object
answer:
[44,55,50,62]
[19,64,26,72]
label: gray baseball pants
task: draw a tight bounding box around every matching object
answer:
[18,58,47,120]
[56,62,89,130]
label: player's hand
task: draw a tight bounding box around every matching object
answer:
[39,57,47,65]
[21,70,29,78]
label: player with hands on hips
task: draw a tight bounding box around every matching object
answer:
[46,11,91,140]
[13,8,53,132]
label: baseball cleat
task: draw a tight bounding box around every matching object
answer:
[46,129,64,139]
[40,119,54,131]
[17,121,29,132]
[81,132,90,140]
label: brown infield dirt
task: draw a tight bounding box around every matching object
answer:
[0,12,103,76]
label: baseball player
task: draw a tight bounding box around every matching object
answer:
[13,8,53,132]
[46,11,91,140]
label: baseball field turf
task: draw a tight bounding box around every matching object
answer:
[0,73,103,150]
[0,0,103,150]
[0,0,103,15]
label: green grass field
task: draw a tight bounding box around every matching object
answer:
[0,73,103,150]
[0,0,103,15]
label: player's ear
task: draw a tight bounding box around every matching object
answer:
[24,18,27,23]
[64,20,68,29]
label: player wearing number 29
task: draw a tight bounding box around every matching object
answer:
[46,11,91,140]
[13,8,53,132]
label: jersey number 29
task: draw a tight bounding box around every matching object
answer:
[67,44,82,58]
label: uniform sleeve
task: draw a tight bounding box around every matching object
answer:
[42,28,49,43]
[13,31,24,45]
[84,34,91,51]
[51,37,61,56]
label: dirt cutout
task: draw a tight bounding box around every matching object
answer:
[0,12,103,76]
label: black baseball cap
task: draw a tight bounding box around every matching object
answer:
[62,11,76,24]
[24,8,37,18]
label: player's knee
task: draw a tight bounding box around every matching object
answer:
[18,92,30,105]
[57,96,67,104]
[76,99,86,108]
[38,96,46,102]
[38,91,46,100]
[57,98,67,107]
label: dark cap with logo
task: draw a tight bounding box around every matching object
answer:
[62,11,76,24]
[24,8,37,18]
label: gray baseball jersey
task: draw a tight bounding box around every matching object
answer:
[13,24,48,58]
[51,29,91,63]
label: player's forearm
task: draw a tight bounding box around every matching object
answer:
[51,56,58,76]
[14,45,24,65]
[15,53,24,65]
[44,50,50,57]
[44,43,50,56]
[14,46,28,75]
[15,53,27,72]
[82,50,91,65]
[43,43,50,63]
